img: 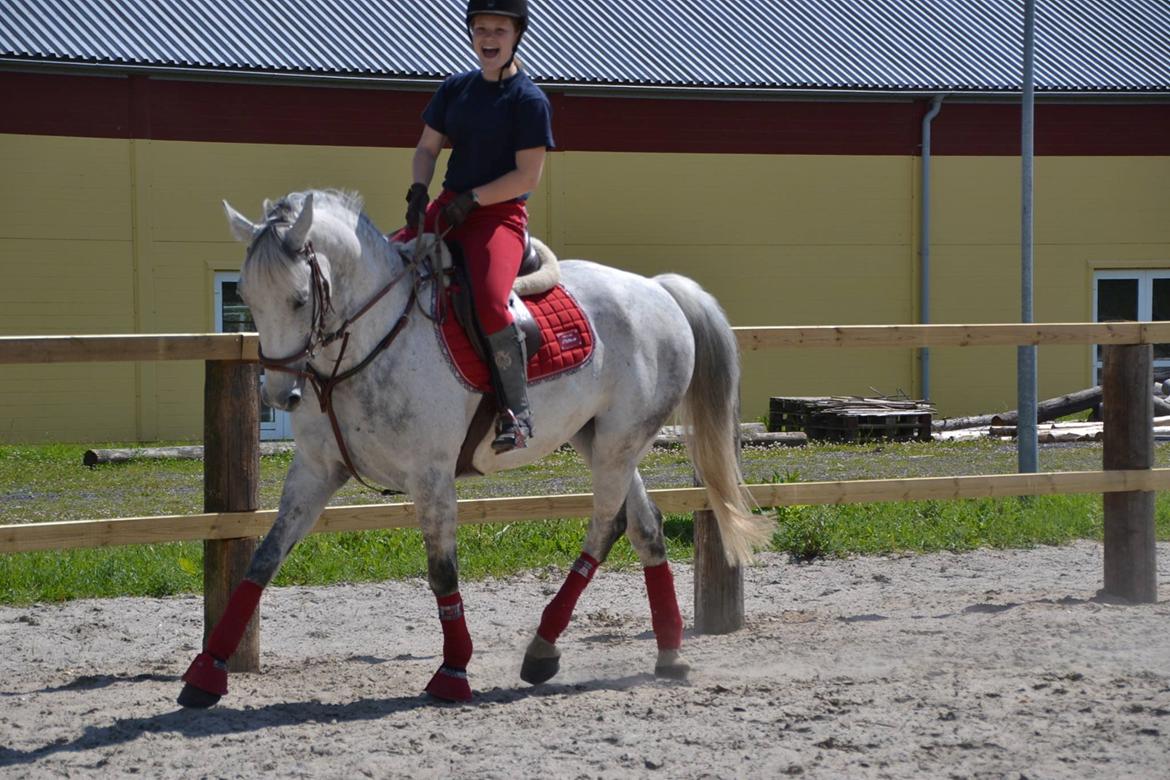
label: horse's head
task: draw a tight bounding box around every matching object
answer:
[224,192,332,412]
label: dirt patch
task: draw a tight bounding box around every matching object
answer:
[2,541,1169,778]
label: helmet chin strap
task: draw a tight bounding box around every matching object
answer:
[497,51,516,84]
[497,33,522,85]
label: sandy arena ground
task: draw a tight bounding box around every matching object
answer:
[2,541,1169,779]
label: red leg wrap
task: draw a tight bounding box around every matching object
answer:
[436,592,473,670]
[181,579,263,695]
[644,562,684,651]
[206,579,264,660]
[537,553,599,645]
[425,592,474,702]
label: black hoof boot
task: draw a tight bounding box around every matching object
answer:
[177,683,222,709]
[520,653,560,685]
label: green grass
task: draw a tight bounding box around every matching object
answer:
[775,494,1145,561]
[1,439,1168,604]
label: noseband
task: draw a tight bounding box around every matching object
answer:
[254,228,418,496]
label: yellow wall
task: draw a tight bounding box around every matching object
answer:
[0,135,139,441]
[551,151,920,420]
[928,156,1170,415]
[1,131,1168,441]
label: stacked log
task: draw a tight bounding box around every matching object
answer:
[935,383,1170,432]
[83,442,295,467]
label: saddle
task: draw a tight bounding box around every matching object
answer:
[400,232,591,475]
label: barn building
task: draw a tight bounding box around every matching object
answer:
[2,0,1168,442]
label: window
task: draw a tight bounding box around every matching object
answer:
[1093,269,1170,384]
[214,273,292,440]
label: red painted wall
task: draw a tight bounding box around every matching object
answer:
[3,71,1168,155]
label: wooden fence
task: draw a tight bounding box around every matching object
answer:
[1,323,1166,673]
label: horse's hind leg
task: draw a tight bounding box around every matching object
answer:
[622,472,690,680]
[177,455,347,708]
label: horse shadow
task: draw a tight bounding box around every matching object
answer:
[0,669,667,768]
[834,591,1136,624]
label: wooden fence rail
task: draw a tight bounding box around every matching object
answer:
[4,469,1169,555]
[0,324,1162,672]
[6,321,1170,364]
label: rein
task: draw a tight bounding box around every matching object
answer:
[258,239,419,496]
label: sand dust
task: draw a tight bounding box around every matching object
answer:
[2,541,1169,778]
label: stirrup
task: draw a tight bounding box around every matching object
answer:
[492,410,531,453]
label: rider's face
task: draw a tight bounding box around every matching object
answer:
[469,14,519,72]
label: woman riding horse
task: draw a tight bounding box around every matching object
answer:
[176,4,772,711]
[400,0,552,454]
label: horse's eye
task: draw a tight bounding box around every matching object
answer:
[292,297,308,310]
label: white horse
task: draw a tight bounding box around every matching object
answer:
[177,189,772,707]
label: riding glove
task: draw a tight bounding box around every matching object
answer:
[405,183,429,229]
[439,190,479,231]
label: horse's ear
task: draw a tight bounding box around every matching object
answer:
[223,200,257,244]
[284,193,314,251]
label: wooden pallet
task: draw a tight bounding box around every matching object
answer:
[769,396,934,443]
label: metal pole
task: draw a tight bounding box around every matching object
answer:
[1018,0,1038,474]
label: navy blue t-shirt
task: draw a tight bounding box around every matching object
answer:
[422,69,555,196]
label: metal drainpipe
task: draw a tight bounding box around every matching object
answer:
[920,94,945,401]
[1018,0,1039,473]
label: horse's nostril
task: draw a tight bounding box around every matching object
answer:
[286,391,301,410]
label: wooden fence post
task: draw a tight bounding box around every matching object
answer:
[203,360,262,671]
[693,424,746,634]
[1102,344,1158,603]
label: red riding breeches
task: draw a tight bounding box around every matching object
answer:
[398,190,527,334]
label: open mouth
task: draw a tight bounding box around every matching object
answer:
[481,47,500,59]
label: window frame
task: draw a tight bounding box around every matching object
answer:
[1092,268,1170,385]
[214,272,292,440]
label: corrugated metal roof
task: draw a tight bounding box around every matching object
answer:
[1,0,1168,92]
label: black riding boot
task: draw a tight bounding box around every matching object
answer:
[486,324,533,453]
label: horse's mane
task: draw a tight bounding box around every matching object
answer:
[268,189,364,224]
[241,189,385,294]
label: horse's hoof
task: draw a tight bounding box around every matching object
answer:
[178,652,228,708]
[654,649,691,680]
[177,683,222,709]
[654,663,690,680]
[425,665,473,702]
[520,635,561,685]
[520,653,561,685]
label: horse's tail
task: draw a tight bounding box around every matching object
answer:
[654,273,775,567]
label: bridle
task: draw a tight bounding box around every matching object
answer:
[254,228,425,496]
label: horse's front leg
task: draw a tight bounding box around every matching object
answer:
[177,454,347,708]
[413,472,473,702]
[520,432,628,686]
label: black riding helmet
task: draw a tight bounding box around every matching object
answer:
[466,0,529,80]
[466,0,529,33]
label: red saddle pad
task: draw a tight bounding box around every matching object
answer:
[436,284,595,393]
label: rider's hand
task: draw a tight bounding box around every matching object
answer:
[405,183,429,230]
[439,190,479,231]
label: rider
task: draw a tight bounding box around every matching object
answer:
[403,0,554,453]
